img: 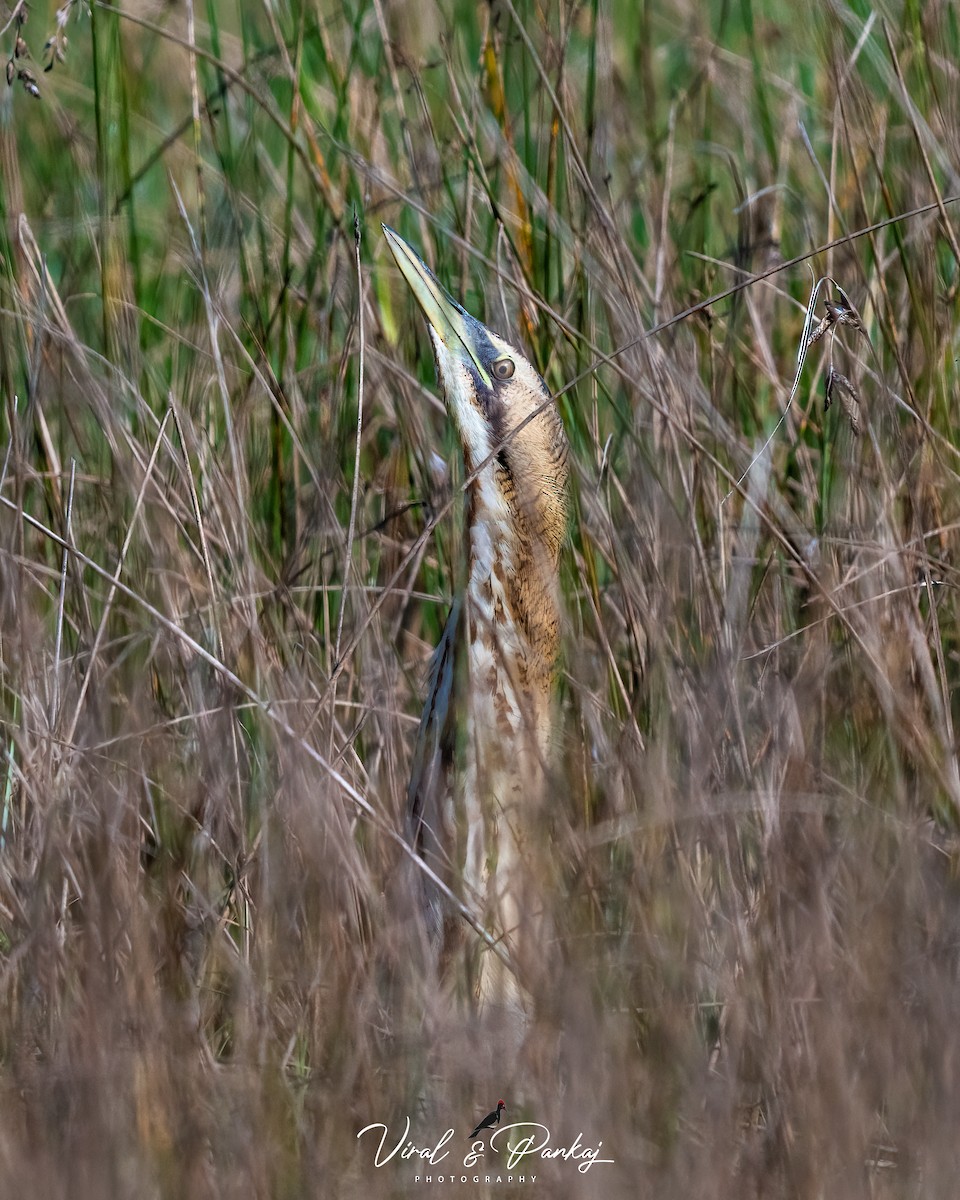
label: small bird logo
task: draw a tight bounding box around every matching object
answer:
[469,1099,506,1139]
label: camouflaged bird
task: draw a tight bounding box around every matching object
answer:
[384,226,568,1007]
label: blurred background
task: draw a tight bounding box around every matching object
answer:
[1,0,960,1195]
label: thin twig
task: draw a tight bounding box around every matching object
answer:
[50,458,76,728]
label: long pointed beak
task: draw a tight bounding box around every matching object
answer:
[383,225,493,390]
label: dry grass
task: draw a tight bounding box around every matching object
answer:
[2,0,960,1196]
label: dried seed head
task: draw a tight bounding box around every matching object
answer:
[43,3,74,74]
[18,67,40,98]
[824,366,861,435]
[824,298,864,332]
[808,292,865,352]
[806,312,831,348]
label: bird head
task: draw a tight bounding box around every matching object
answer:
[383,225,568,565]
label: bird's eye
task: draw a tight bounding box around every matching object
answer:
[492,357,515,381]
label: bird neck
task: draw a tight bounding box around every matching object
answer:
[464,464,562,734]
[458,453,565,1002]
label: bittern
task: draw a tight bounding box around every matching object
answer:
[383,225,568,1005]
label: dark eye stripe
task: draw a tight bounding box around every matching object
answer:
[465,365,497,416]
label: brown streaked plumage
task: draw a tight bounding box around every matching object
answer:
[384,225,568,1006]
